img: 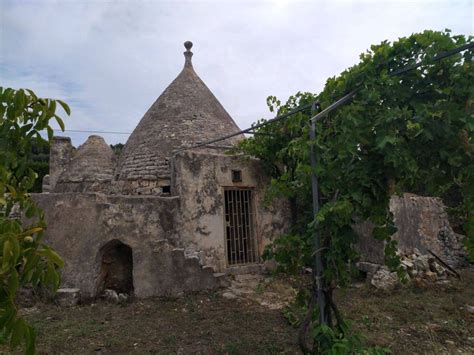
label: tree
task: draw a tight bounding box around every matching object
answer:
[0,87,70,353]
[110,142,124,155]
[237,30,473,352]
[28,138,50,193]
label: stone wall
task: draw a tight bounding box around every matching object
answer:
[390,193,466,266]
[32,193,220,298]
[46,135,175,196]
[52,136,116,194]
[112,178,171,196]
[356,193,466,267]
[36,137,292,298]
[47,136,75,191]
[172,150,291,272]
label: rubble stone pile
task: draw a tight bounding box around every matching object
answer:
[357,248,457,291]
[354,193,468,292]
[399,249,454,281]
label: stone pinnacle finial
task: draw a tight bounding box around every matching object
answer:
[183,41,193,68]
[184,41,193,51]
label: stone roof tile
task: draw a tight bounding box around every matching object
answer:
[56,135,115,184]
[117,41,244,181]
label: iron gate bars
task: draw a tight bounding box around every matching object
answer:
[168,40,473,346]
[224,189,257,265]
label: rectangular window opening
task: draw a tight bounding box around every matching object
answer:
[162,186,171,194]
[231,170,242,183]
[224,188,256,265]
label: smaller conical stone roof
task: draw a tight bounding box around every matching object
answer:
[56,135,115,187]
[117,41,244,181]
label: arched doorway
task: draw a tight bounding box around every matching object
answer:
[97,240,134,295]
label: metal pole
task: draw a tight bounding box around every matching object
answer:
[309,103,327,325]
[310,88,360,124]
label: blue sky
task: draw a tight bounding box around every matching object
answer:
[1,0,472,146]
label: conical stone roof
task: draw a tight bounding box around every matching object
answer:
[117,41,243,181]
[55,135,115,192]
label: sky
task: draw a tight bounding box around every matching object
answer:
[1,0,473,146]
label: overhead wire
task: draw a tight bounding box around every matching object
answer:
[174,41,473,151]
[53,129,131,135]
[55,42,473,147]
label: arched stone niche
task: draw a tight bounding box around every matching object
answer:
[96,239,134,296]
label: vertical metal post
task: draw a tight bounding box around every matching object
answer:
[309,105,327,325]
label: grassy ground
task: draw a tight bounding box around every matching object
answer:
[13,267,474,354]
[24,294,299,354]
[337,267,474,354]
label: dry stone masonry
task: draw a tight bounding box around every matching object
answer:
[115,41,243,195]
[356,193,467,290]
[33,42,467,303]
[34,42,290,302]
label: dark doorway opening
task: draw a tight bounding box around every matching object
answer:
[98,240,134,295]
[224,188,257,265]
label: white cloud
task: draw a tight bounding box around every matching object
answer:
[0,0,472,146]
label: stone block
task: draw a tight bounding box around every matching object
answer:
[103,289,119,303]
[56,288,80,307]
[414,255,430,272]
[355,193,467,268]
[424,271,437,282]
[430,261,446,276]
[356,261,381,275]
[400,259,414,269]
[213,273,231,287]
[353,220,385,264]
[263,259,278,273]
[118,293,129,303]
[371,269,400,291]
[222,292,237,299]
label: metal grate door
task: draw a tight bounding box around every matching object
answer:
[224,189,257,265]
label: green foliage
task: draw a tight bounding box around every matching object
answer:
[311,323,391,355]
[262,232,312,274]
[237,30,473,352]
[283,294,391,354]
[27,138,50,193]
[110,143,124,155]
[282,288,311,327]
[0,87,69,353]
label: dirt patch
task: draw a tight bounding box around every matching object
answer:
[23,293,298,354]
[221,273,297,310]
[336,267,474,354]
[8,267,474,354]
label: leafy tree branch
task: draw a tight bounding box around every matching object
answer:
[237,30,473,353]
[0,87,70,353]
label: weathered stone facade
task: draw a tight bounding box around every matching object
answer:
[115,41,243,193]
[389,193,465,267]
[172,150,290,272]
[32,193,224,298]
[52,135,115,193]
[355,193,466,268]
[35,42,290,300]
